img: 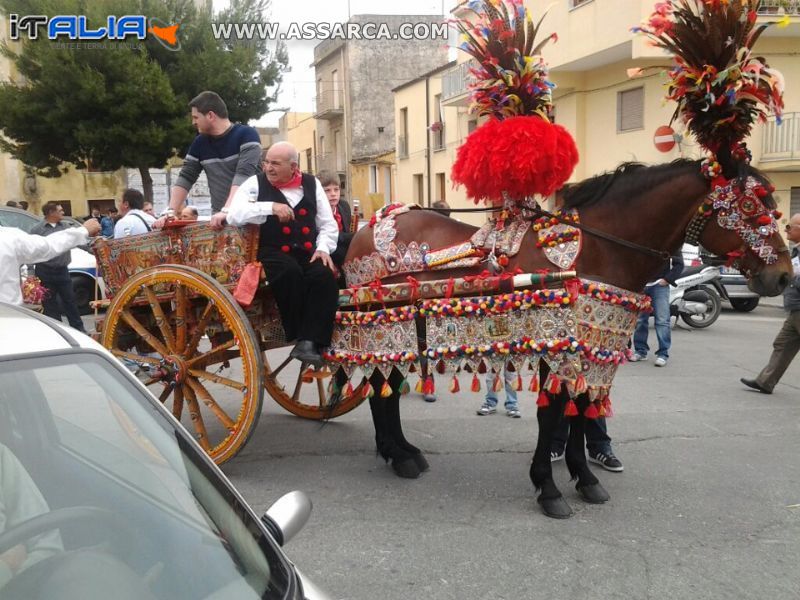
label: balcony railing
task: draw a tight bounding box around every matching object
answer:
[757,0,800,15]
[761,112,800,162]
[313,89,344,120]
[441,59,477,103]
[397,136,408,159]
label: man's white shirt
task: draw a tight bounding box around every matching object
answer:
[227,175,339,255]
[114,209,156,238]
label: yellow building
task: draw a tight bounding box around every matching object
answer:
[279,112,317,172]
[418,0,800,225]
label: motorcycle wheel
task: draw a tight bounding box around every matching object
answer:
[730,297,759,312]
[680,285,722,329]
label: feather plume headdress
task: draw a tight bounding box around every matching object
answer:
[633,0,784,155]
[451,0,578,204]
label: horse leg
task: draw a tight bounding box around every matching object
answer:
[529,386,572,519]
[565,398,609,504]
[385,370,429,472]
[368,372,420,479]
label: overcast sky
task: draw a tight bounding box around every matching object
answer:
[213,0,456,126]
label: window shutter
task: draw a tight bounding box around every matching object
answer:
[618,87,644,132]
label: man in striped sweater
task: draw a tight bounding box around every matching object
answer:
[155,91,262,228]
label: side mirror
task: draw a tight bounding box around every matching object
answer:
[261,491,312,546]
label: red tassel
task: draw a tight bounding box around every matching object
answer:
[362,381,374,398]
[380,380,392,398]
[471,373,481,392]
[574,374,588,395]
[449,375,460,393]
[536,390,550,407]
[584,402,599,419]
[344,382,354,397]
[547,373,561,394]
[564,399,579,417]
[602,396,613,417]
[491,374,501,392]
[529,375,540,392]
[415,378,424,394]
[515,373,523,391]
[423,376,435,396]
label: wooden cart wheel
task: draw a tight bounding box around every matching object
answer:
[263,349,367,420]
[100,265,264,464]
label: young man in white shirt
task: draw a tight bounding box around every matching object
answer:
[114,189,156,238]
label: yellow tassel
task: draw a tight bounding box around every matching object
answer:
[493,374,503,392]
[380,380,392,398]
[515,373,523,391]
[449,375,460,393]
[415,378,424,394]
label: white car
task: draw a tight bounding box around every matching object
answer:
[0,302,331,600]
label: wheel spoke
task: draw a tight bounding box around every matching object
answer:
[111,349,161,366]
[172,385,184,420]
[266,355,293,380]
[184,303,215,358]
[185,378,236,430]
[158,385,172,403]
[185,338,236,368]
[188,368,246,392]
[183,383,211,451]
[316,377,327,408]
[120,309,170,357]
[291,367,306,403]
[144,287,176,352]
[175,284,188,354]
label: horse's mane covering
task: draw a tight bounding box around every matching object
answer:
[450,0,578,204]
[562,159,775,210]
[633,0,784,155]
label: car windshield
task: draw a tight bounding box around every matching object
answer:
[0,351,290,599]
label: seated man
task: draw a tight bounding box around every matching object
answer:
[0,442,63,589]
[180,206,199,221]
[113,189,155,239]
[224,142,339,366]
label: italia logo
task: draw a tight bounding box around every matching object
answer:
[148,18,181,51]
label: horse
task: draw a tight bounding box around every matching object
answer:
[341,158,793,518]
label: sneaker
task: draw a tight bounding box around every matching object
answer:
[588,451,624,472]
[654,357,667,367]
[550,449,565,462]
[629,354,647,362]
[506,408,521,418]
[476,404,497,416]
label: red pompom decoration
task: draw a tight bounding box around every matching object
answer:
[281,245,290,253]
[451,116,578,204]
[302,226,311,235]
[304,241,313,250]
[298,208,308,216]
[282,226,291,235]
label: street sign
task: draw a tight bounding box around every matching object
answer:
[654,125,676,152]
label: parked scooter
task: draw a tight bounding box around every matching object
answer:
[669,265,723,328]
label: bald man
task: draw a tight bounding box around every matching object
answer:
[221,142,339,366]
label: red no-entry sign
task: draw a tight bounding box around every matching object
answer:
[654,125,676,152]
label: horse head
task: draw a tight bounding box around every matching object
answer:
[695,165,792,297]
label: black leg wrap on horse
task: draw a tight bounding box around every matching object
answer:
[530,386,572,518]
[368,392,421,479]
[383,370,429,472]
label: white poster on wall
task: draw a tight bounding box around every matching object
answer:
[125,168,212,217]
[171,168,212,217]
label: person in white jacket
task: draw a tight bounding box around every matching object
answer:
[0,219,100,305]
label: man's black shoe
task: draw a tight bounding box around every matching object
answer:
[290,340,323,367]
[740,377,772,394]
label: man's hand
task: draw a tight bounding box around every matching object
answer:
[0,544,27,573]
[657,278,669,286]
[152,215,172,230]
[210,212,228,230]
[82,218,101,237]
[273,204,295,223]
[310,250,335,271]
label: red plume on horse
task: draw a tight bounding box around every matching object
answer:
[335,0,792,518]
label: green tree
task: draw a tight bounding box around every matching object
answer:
[0,0,287,201]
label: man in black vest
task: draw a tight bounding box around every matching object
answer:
[224,142,339,366]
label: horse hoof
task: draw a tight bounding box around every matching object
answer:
[537,495,573,519]
[392,458,421,479]
[411,452,430,472]
[576,482,610,504]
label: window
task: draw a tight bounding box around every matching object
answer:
[570,0,593,8]
[305,148,313,173]
[791,187,800,216]
[398,108,409,158]
[467,119,478,134]
[413,173,424,204]
[432,94,444,151]
[369,165,378,194]
[436,173,446,202]
[617,87,644,133]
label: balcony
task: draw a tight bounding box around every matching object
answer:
[313,89,344,120]
[441,59,477,107]
[760,112,800,169]
[757,0,800,15]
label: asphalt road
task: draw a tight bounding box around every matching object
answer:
[213,299,800,600]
